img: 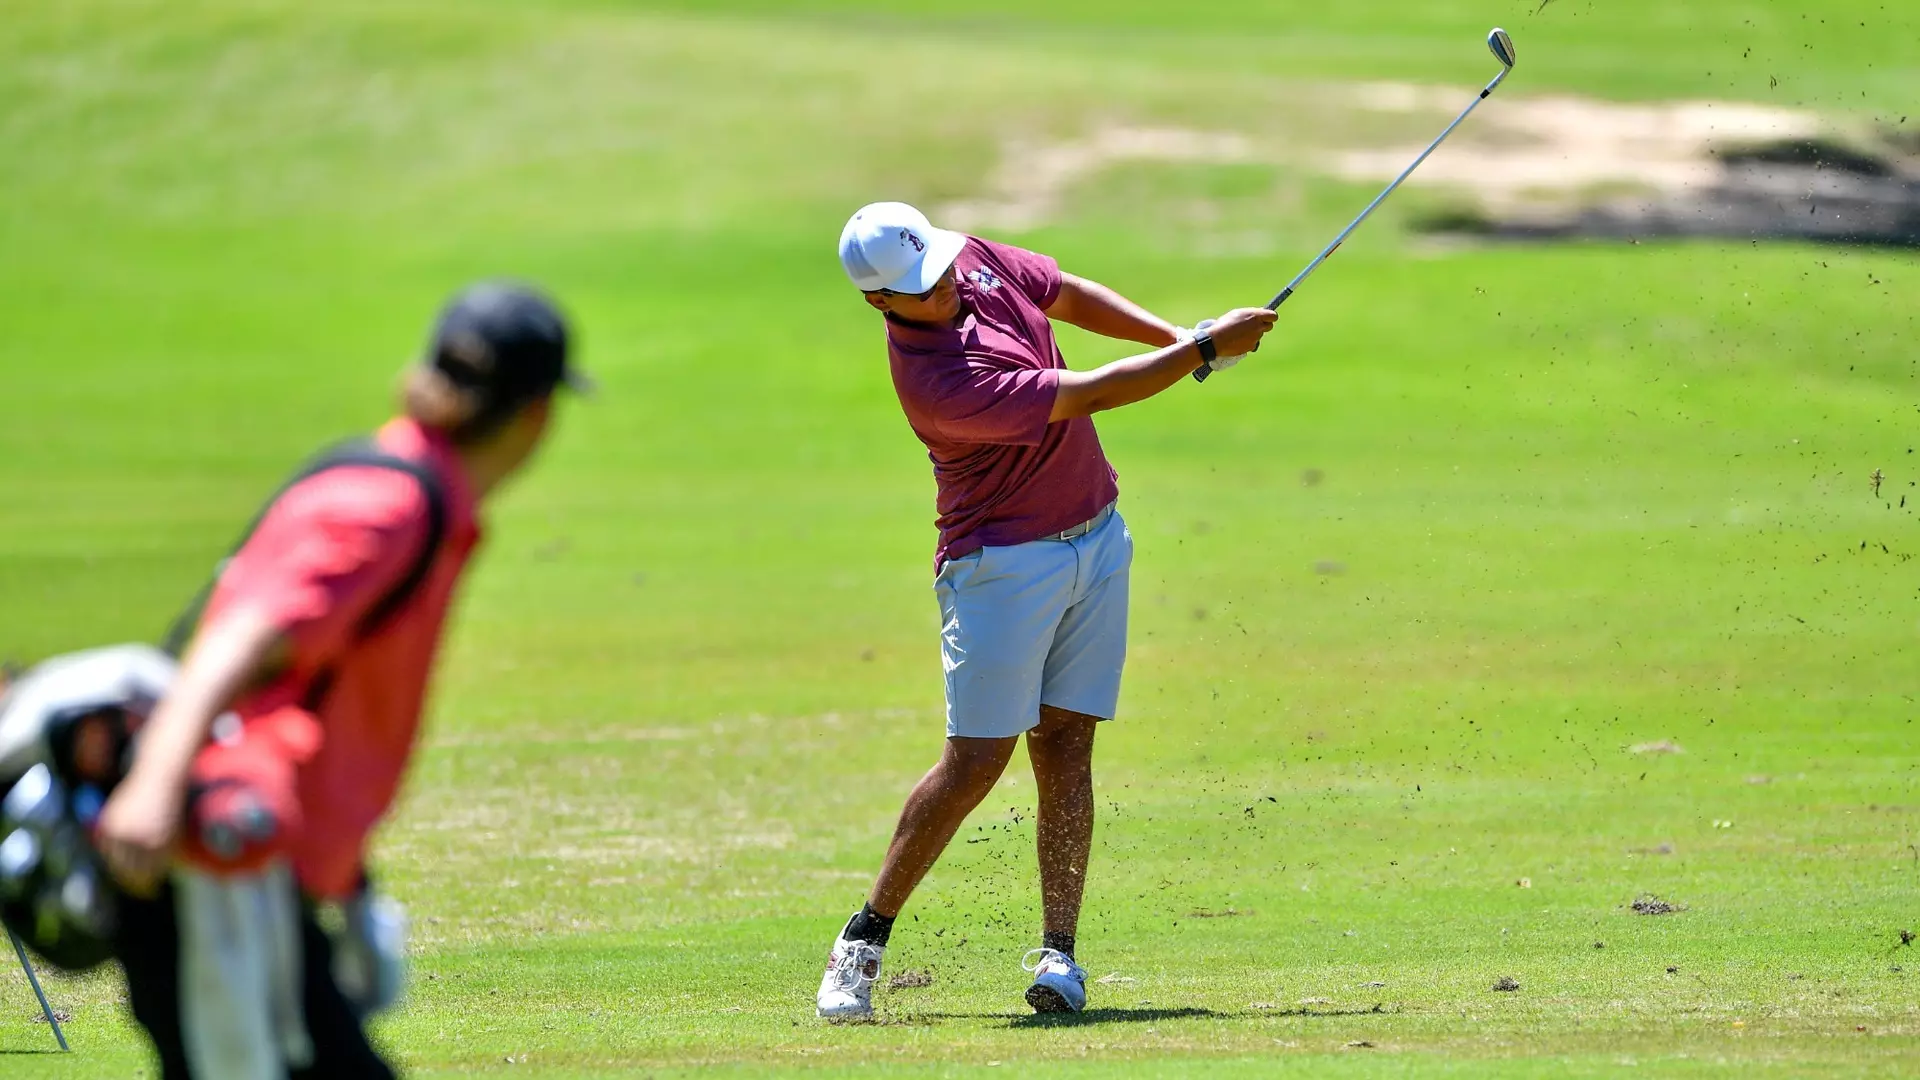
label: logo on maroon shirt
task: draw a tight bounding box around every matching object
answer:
[900,229,925,252]
[967,268,1002,292]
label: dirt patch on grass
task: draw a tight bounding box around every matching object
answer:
[886,970,934,990]
[1491,976,1521,992]
[1630,740,1685,755]
[1335,86,1920,246]
[1633,895,1685,916]
[940,86,1919,247]
[1336,87,1814,203]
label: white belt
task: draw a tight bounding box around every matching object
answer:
[1038,501,1116,542]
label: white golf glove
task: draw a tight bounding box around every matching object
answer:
[1175,319,1245,372]
[332,885,409,1018]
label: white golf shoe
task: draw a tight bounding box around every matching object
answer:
[816,929,884,1019]
[1022,948,1088,1013]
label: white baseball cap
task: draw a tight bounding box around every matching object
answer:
[838,202,967,294]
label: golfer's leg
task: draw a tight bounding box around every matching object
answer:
[867,734,1019,915]
[866,541,1071,916]
[822,741,1020,1020]
[1027,705,1098,938]
[116,883,196,1080]
[292,905,396,1080]
[175,865,311,1079]
[1030,508,1132,946]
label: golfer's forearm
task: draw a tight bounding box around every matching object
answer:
[1048,274,1180,347]
[1049,341,1202,421]
[129,607,287,794]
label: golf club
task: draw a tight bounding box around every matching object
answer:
[10,927,68,1051]
[1196,27,1516,382]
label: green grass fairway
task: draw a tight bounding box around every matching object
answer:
[3,1,1918,1076]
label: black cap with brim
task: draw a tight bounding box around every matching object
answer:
[427,282,591,413]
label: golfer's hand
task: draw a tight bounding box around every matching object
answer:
[1183,318,1252,371]
[96,772,186,897]
[1205,307,1278,361]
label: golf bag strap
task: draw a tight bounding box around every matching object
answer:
[160,440,450,669]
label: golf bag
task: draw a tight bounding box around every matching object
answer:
[0,439,446,973]
[0,645,175,971]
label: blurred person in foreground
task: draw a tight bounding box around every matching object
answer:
[816,202,1276,1018]
[93,283,587,1078]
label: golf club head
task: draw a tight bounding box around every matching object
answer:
[1487,27,1516,69]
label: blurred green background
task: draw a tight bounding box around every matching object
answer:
[2,1,1916,1076]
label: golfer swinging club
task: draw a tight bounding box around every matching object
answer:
[817,203,1276,1017]
[93,283,587,1078]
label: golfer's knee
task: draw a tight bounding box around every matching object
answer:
[1029,710,1097,769]
[944,757,1007,797]
[1033,706,1098,741]
[937,738,1014,795]
[1029,728,1093,762]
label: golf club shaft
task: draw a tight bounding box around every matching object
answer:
[10,928,68,1051]
[1194,64,1511,383]
[1267,66,1509,312]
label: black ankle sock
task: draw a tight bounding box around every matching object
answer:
[844,903,896,947]
[1043,931,1076,959]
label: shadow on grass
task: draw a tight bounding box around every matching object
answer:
[898,1007,1225,1027]
[899,1003,1394,1028]
[1009,1006,1227,1029]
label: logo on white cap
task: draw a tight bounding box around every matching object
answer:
[839,202,967,294]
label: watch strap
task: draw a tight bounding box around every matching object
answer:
[1193,328,1217,366]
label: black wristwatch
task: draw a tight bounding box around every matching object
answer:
[1192,328,1217,367]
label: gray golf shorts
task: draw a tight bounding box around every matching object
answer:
[934,505,1132,739]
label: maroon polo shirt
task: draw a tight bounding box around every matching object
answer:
[887,237,1120,570]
